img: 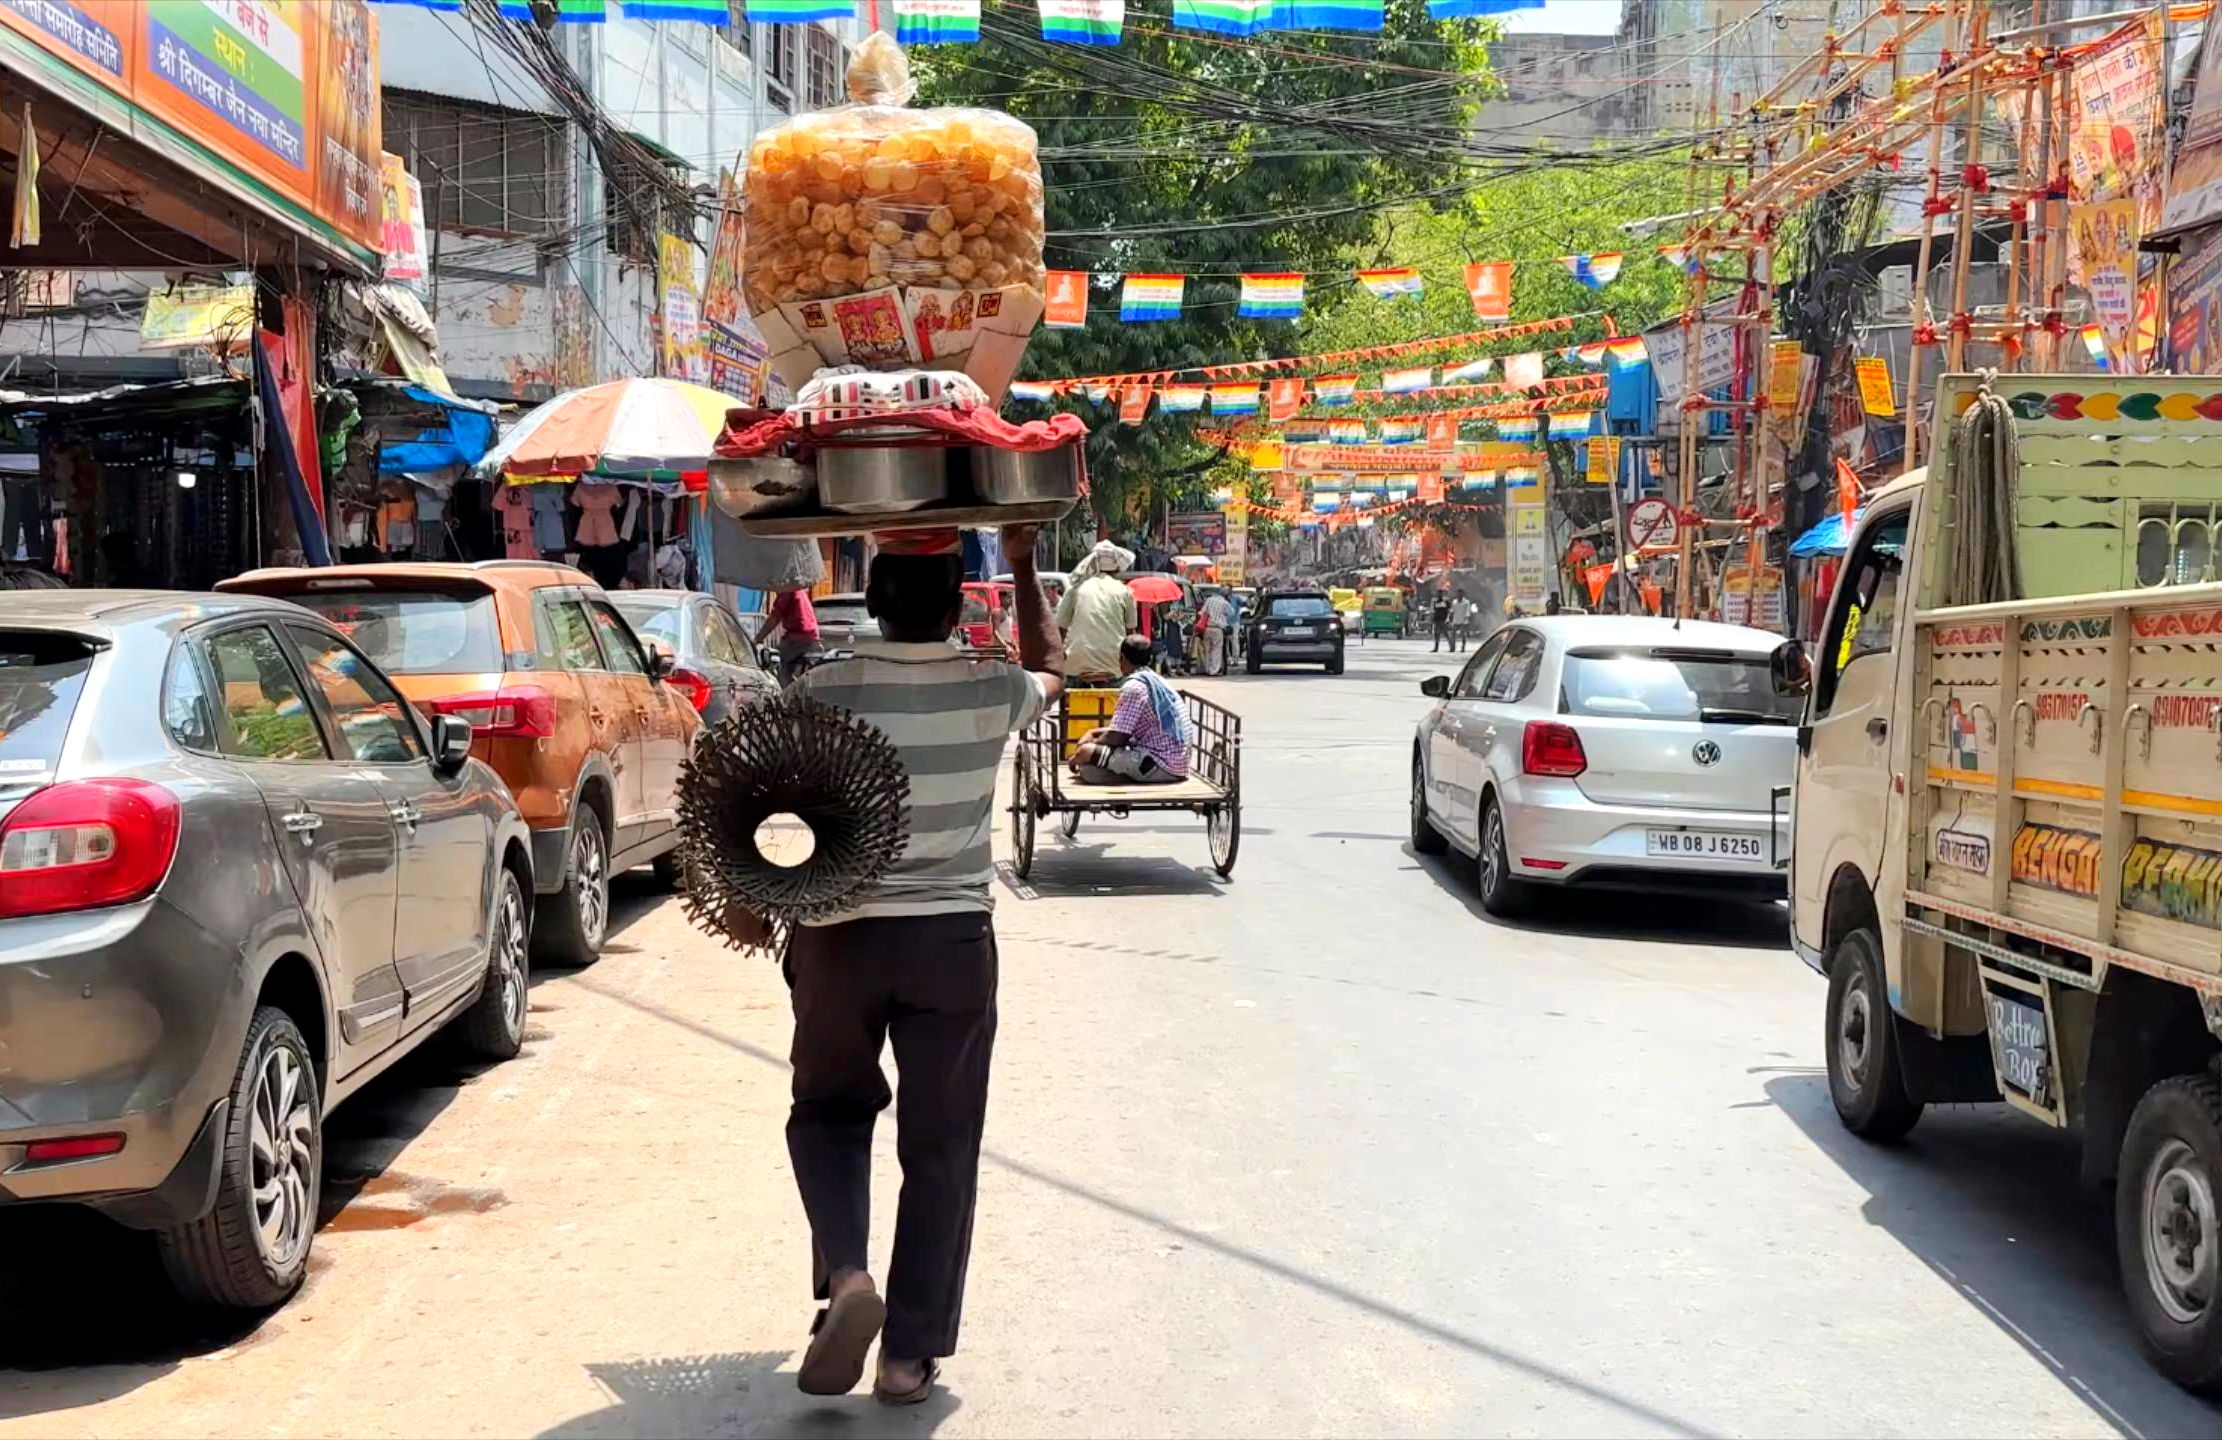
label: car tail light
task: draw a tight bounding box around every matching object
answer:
[0,779,181,919]
[426,684,556,739]
[22,1133,124,1164]
[667,666,714,712]
[1522,720,1588,778]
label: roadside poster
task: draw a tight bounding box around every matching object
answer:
[1584,436,1621,485]
[2067,11,2166,241]
[1626,496,1679,552]
[141,283,254,351]
[1219,502,1247,584]
[1640,300,1738,406]
[1854,355,1896,417]
[1167,510,1227,554]
[2075,198,2140,348]
[1508,483,1550,609]
[378,153,426,283]
[2167,224,2222,372]
[2165,27,2222,233]
[1767,340,1803,412]
[701,169,748,331]
[1719,563,1786,632]
[660,231,706,383]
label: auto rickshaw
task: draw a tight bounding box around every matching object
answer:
[1361,586,1406,638]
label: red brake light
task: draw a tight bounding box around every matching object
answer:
[0,779,181,919]
[1521,720,1588,778]
[23,1133,125,1163]
[426,683,556,738]
[667,666,714,712]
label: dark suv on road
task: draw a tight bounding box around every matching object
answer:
[1246,590,1346,674]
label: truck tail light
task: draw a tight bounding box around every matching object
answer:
[0,779,181,919]
[426,683,557,739]
[1522,720,1588,778]
[666,666,714,712]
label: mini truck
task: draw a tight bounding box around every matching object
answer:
[1782,373,2222,1391]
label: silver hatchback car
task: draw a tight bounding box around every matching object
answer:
[0,592,534,1309]
[1411,615,1799,916]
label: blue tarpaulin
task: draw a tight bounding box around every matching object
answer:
[1790,507,1865,558]
[377,386,499,474]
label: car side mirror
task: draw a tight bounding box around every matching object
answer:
[432,713,475,775]
[1770,639,1813,697]
[1420,675,1451,698]
[643,636,678,679]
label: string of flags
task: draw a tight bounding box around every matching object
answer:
[1021,313,1586,391]
[1011,362,1612,421]
[392,0,1545,41]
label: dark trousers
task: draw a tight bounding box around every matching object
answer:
[1431,614,1450,650]
[786,911,999,1359]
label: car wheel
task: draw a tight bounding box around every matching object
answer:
[535,813,608,969]
[2118,1074,2222,1391]
[158,1006,320,1310]
[1410,756,1447,855]
[1475,794,1529,918]
[1824,927,1923,1139]
[460,868,530,1060]
[1246,649,1261,675]
[1326,652,1344,675]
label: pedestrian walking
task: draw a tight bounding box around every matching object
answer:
[1055,539,1137,684]
[1199,588,1236,675]
[756,586,823,683]
[783,525,1065,1404]
[1448,590,1477,651]
[1429,589,1453,652]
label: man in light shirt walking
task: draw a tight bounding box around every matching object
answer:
[1055,539,1138,684]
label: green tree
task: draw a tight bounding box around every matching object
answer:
[912,1,1501,551]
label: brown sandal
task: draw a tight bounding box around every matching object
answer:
[796,1287,887,1396]
[873,1358,940,1406]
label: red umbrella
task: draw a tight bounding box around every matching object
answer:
[1126,574,1184,604]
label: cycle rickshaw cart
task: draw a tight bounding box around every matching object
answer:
[1008,686,1241,880]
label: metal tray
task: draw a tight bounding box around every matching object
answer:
[734,495,1077,539]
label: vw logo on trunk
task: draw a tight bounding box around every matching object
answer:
[1692,740,1723,767]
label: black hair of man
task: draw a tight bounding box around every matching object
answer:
[1118,633,1154,674]
[866,552,964,642]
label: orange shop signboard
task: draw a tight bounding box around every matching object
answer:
[0,0,383,258]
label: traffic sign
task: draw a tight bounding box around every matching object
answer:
[1628,497,1680,551]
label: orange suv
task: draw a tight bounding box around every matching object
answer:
[219,561,701,966]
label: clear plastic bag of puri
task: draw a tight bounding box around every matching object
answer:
[742,33,1047,403]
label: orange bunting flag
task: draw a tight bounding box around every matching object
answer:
[1425,414,1458,448]
[1465,261,1511,322]
[1835,457,1863,523]
[1046,270,1089,328]
[1267,376,1305,422]
[1503,351,1544,389]
[1119,385,1152,425]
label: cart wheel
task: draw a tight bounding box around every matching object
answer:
[1207,802,1240,879]
[1059,809,1081,840]
[1009,748,1037,878]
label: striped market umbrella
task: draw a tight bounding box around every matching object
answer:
[474,378,737,480]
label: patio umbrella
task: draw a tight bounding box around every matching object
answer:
[1126,574,1184,604]
[474,377,737,479]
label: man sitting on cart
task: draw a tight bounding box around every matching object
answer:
[1070,634,1189,786]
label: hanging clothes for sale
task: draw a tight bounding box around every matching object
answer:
[573,480,622,547]
[493,483,536,559]
[529,483,568,554]
[379,480,418,553]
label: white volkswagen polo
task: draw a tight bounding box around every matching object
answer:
[1409,615,1799,915]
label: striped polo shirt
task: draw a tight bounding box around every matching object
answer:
[793,640,1048,923]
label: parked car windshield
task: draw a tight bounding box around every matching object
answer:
[611,599,683,647]
[1561,649,1802,724]
[283,590,505,675]
[1266,596,1334,619]
[0,631,94,779]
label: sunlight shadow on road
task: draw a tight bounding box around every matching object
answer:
[569,980,1718,1440]
[1765,1072,2222,1439]
[538,1350,962,1439]
[995,853,1225,899]
[1407,848,1790,951]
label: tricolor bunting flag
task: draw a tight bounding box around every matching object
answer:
[1570,340,1611,367]
[1008,381,1055,403]
[622,0,725,18]
[1210,383,1260,415]
[1312,374,1358,406]
[1547,410,1595,438]
[1382,366,1432,394]
[1495,416,1540,442]
[1464,261,1511,321]
[1173,0,1274,34]
[1282,422,1324,441]
[1119,274,1185,322]
[1267,377,1306,422]
[1083,383,1111,403]
[1441,357,1496,383]
[1426,0,1544,17]
[1604,336,1648,367]
[2081,324,2110,368]
[893,0,982,43]
[1504,465,1541,487]
[1159,384,1207,412]
[1560,253,1624,289]
[1312,491,1342,512]
[1357,267,1423,299]
[1658,244,1700,274]
[1378,420,1423,444]
[499,0,604,16]
[1038,0,1123,43]
[745,0,857,19]
[1268,0,1383,30]
[1328,419,1369,443]
[1238,273,1305,320]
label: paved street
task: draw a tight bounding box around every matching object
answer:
[3,637,2218,1439]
